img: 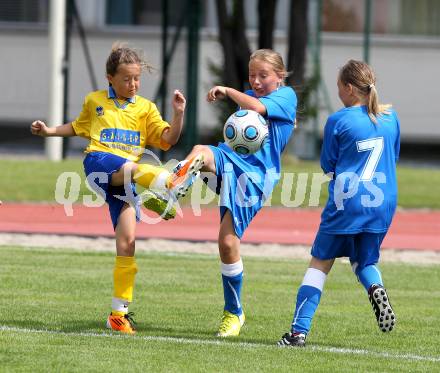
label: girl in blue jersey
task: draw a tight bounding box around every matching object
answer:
[278,60,400,347]
[175,49,297,337]
[31,44,203,334]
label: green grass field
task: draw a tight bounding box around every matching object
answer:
[2,157,440,208]
[1,158,439,371]
[0,246,439,372]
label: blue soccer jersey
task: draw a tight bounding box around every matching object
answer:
[210,86,297,238]
[319,106,400,234]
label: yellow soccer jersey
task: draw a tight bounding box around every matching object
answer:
[71,89,171,162]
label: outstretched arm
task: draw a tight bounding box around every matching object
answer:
[161,90,186,145]
[206,86,267,115]
[31,120,76,137]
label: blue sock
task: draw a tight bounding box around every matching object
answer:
[222,273,243,315]
[356,264,383,291]
[291,268,327,335]
[291,285,322,334]
[221,260,244,316]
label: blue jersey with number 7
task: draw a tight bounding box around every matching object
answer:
[319,105,400,234]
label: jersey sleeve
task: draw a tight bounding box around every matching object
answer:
[258,87,297,123]
[320,116,339,175]
[393,111,401,162]
[71,95,91,139]
[144,102,171,151]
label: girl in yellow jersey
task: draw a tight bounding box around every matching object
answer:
[31,43,204,334]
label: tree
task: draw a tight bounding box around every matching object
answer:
[208,0,252,132]
[287,0,308,89]
[215,0,251,93]
[258,0,277,49]
[287,0,316,122]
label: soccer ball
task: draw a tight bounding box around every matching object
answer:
[223,109,269,155]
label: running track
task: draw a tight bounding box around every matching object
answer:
[0,203,439,251]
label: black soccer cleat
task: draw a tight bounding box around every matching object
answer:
[277,332,306,347]
[368,284,396,332]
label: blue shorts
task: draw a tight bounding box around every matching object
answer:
[311,231,387,270]
[209,144,274,239]
[83,152,140,230]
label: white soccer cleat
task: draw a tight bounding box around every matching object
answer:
[168,154,204,199]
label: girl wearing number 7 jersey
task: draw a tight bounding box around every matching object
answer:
[278,59,400,347]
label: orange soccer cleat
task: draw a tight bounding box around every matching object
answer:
[168,154,204,199]
[106,312,137,334]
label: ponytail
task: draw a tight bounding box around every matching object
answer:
[340,60,391,124]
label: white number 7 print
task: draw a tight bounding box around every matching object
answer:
[356,137,384,181]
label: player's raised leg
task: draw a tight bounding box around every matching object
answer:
[110,161,177,220]
[177,145,216,173]
[112,158,205,220]
[166,144,216,200]
[168,153,205,199]
[133,150,207,217]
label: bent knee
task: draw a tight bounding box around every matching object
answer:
[218,236,239,257]
[191,144,209,155]
[116,236,135,256]
[191,144,215,172]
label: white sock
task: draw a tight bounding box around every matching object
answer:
[221,259,243,277]
[111,297,130,313]
[150,171,170,190]
[301,267,327,291]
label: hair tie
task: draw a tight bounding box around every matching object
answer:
[368,83,374,90]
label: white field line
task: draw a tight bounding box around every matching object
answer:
[1,325,439,363]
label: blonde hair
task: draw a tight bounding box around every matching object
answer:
[339,59,391,123]
[106,42,154,76]
[250,49,288,85]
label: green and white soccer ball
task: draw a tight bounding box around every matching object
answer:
[223,109,269,155]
